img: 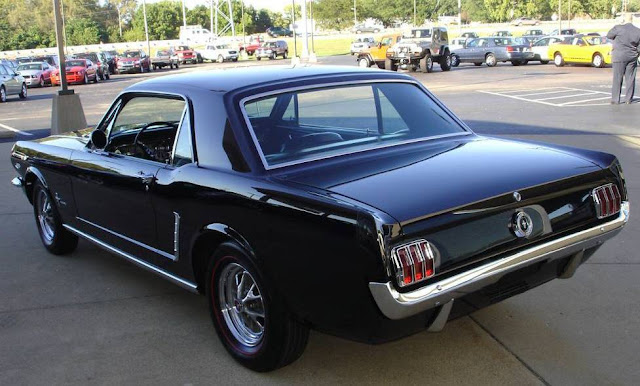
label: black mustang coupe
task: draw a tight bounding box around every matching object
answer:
[10,66,629,371]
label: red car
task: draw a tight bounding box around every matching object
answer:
[50,59,99,85]
[117,50,151,73]
[174,45,197,64]
[240,36,264,56]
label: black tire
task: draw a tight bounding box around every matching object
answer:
[19,83,27,99]
[511,60,522,66]
[283,51,288,59]
[554,52,565,67]
[384,58,397,71]
[473,62,483,66]
[207,242,309,372]
[1,86,7,103]
[257,57,262,61]
[169,63,173,69]
[98,70,104,80]
[440,52,452,71]
[39,76,45,87]
[485,53,497,67]
[105,71,110,80]
[270,53,276,60]
[451,54,460,67]
[592,53,605,68]
[94,72,100,83]
[175,62,179,69]
[83,73,88,84]
[541,60,549,64]
[218,55,225,63]
[420,53,433,73]
[32,181,78,255]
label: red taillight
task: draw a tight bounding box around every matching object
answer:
[592,184,621,219]
[392,240,437,287]
[506,46,515,52]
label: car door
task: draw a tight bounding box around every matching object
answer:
[456,38,476,61]
[3,64,20,94]
[532,38,549,60]
[475,39,490,61]
[69,94,187,257]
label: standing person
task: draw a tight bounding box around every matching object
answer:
[607,13,640,104]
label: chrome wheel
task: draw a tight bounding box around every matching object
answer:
[593,54,603,68]
[0,86,6,103]
[218,262,265,347]
[358,58,369,67]
[36,190,55,244]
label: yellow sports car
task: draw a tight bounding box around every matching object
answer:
[548,35,612,68]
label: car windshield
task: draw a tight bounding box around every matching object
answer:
[494,38,514,46]
[263,42,277,48]
[157,50,170,56]
[585,36,607,45]
[122,51,140,58]
[76,53,97,61]
[176,46,190,50]
[65,60,85,67]
[404,29,431,39]
[217,44,230,49]
[243,82,466,168]
[17,64,42,71]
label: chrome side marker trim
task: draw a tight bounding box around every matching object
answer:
[370,201,629,320]
[173,212,180,261]
[63,224,198,293]
[77,217,176,261]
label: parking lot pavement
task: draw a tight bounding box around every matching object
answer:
[1,57,639,384]
[478,86,620,107]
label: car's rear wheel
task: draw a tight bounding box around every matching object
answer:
[485,53,497,67]
[420,53,433,73]
[0,86,6,103]
[554,53,565,67]
[39,76,45,87]
[384,58,397,71]
[207,243,309,372]
[19,83,27,99]
[358,57,370,67]
[282,51,288,59]
[83,74,88,84]
[592,53,604,68]
[32,181,78,255]
[218,55,224,63]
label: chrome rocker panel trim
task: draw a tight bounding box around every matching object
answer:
[63,224,199,293]
[369,201,629,320]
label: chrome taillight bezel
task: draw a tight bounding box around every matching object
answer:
[592,183,622,219]
[391,239,437,287]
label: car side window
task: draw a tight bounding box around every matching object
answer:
[0,65,7,75]
[109,96,186,138]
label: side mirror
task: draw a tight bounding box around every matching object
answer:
[90,129,107,149]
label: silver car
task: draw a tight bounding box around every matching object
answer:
[530,36,564,64]
[0,64,27,103]
[16,62,53,87]
[350,36,375,55]
[452,37,535,67]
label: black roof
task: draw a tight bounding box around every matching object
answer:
[126,65,402,93]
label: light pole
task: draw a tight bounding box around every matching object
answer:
[414,0,417,26]
[142,0,151,61]
[568,0,571,28]
[210,0,214,40]
[182,0,187,27]
[301,0,309,58]
[458,0,462,34]
[558,0,562,33]
[51,0,86,134]
[353,0,357,26]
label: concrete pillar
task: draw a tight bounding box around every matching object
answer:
[51,93,87,134]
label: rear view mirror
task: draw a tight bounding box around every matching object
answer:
[91,129,107,149]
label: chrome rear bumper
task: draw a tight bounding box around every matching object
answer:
[369,201,629,320]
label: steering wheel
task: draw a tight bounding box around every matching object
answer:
[133,121,175,160]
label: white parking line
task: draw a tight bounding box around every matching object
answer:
[0,122,33,136]
[478,87,620,107]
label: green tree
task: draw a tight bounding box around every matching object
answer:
[65,18,102,45]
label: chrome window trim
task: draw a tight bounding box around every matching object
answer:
[169,107,195,166]
[238,79,472,171]
[63,224,197,293]
[78,217,177,261]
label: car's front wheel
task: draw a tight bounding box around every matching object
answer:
[420,53,433,73]
[207,243,309,372]
[485,53,497,67]
[451,54,460,67]
[218,55,224,63]
[19,83,27,99]
[554,53,565,67]
[358,57,370,67]
[0,86,6,103]
[32,181,78,255]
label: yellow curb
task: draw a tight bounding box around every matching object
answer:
[617,135,640,148]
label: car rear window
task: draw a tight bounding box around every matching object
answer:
[243,82,466,168]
